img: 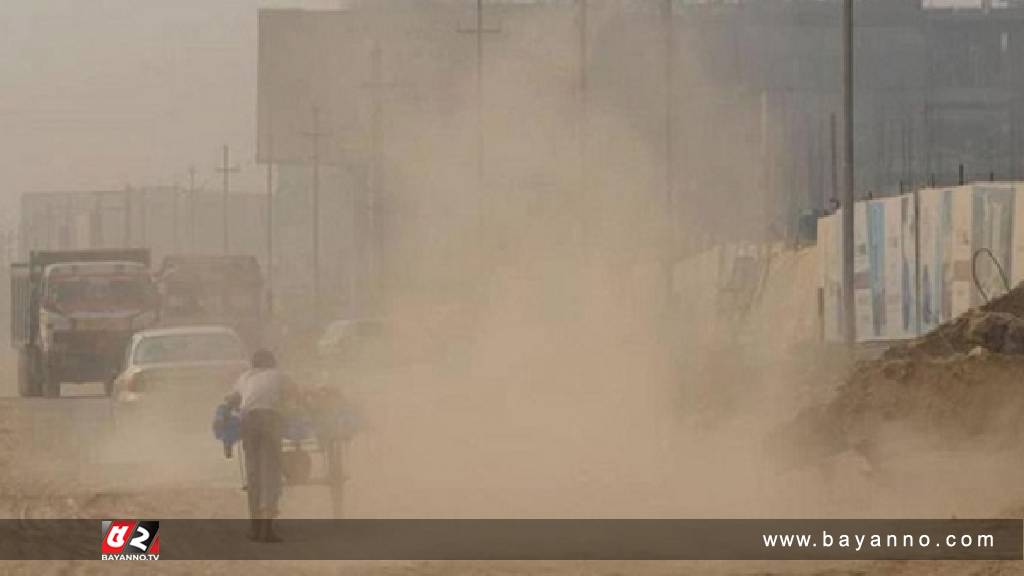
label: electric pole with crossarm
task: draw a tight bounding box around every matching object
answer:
[301,106,329,316]
[362,41,402,315]
[457,0,501,220]
[216,145,240,254]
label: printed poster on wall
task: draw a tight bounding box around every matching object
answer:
[971,183,1015,305]
[951,186,973,319]
[898,194,917,337]
[818,212,842,342]
[818,183,1024,342]
[918,187,952,331]
[866,199,886,339]
[854,201,873,340]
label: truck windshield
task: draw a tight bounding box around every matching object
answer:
[163,282,259,318]
[48,277,150,313]
[134,333,245,365]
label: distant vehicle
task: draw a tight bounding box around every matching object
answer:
[111,325,249,407]
[10,249,159,398]
[154,255,265,347]
[317,318,388,362]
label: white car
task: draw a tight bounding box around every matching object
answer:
[106,325,250,469]
[112,325,249,406]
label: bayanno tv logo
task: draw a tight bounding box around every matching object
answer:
[101,520,161,560]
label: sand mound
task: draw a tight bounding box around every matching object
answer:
[780,284,1024,463]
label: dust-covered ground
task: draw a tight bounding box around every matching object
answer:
[0,360,1018,576]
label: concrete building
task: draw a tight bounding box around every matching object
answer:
[674,0,1024,234]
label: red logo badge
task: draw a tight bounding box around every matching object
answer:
[101,520,160,560]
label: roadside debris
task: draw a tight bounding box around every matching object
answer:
[780,283,1024,465]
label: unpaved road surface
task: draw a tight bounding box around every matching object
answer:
[0,351,1022,575]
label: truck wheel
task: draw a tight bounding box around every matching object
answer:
[17,347,40,398]
[41,359,61,399]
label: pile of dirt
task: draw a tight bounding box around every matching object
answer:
[779,284,1024,464]
[882,285,1024,359]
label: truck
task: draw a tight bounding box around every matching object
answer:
[154,255,265,348]
[11,249,159,398]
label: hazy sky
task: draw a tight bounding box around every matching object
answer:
[0,0,988,227]
[0,0,343,223]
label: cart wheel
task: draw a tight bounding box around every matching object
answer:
[282,449,312,484]
[325,440,345,518]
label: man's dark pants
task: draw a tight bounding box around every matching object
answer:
[241,409,283,530]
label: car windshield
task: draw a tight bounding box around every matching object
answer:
[133,333,244,365]
[49,277,149,312]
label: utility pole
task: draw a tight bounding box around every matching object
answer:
[830,113,838,206]
[457,0,501,221]
[301,106,329,316]
[578,0,589,251]
[363,41,400,315]
[188,165,197,252]
[265,128,275,317]
[124,187,132,248]
[139,188,148,249]
[216,145,240,254]
[368,43,384,245]
[662,0,676,314]
[172,185,180,254]
[62,195,72,249]
[841,0,856,346]
[89,192,101,249]
[664,0,675,225]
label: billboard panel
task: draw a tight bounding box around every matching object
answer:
[257,10,369,166]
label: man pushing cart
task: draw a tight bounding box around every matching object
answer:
[214,349,353,541]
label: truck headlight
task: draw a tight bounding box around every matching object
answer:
[43,312,72,332]
[131,311,156,330]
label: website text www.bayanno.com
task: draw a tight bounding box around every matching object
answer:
[763,530,995,553]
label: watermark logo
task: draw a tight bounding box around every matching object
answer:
[101,520,160,560]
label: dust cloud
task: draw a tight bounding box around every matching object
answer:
[266,1,840,521]
[5,0,1024,539]
[256,2,1024,525]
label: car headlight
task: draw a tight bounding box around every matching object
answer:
[119,390,141,403]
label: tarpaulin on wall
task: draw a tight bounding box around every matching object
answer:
[818,182,1022,342]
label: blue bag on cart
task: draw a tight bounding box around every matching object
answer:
[212,403,241,457]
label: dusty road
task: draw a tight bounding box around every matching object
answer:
[0,349,1022,575]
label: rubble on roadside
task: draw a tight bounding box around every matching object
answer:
[778,284,1024,464]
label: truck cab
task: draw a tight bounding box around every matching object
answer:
[12,250,158,397]
[154,255,265,348]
